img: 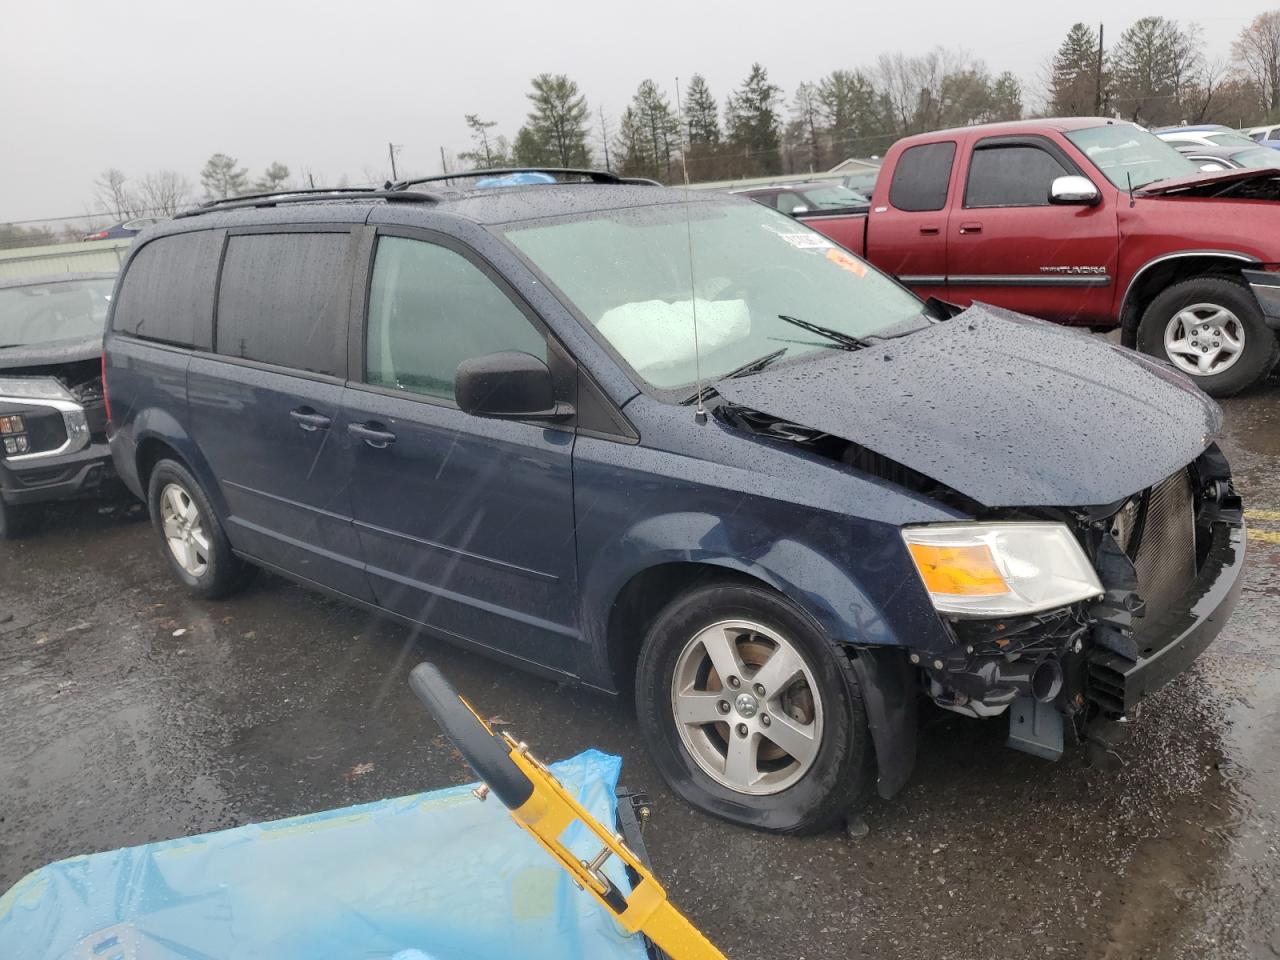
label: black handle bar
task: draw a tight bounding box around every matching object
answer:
[409,662,534,810]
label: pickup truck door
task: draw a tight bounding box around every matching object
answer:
[944,136,1118,325]
[866,139,957,302]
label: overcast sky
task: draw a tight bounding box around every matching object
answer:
[1,0,1266,224]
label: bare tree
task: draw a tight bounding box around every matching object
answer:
[1234,10,1280,116]
[94,169,138,220]
[134,170,192,216]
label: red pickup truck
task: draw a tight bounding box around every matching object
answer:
[783,118,1280,397]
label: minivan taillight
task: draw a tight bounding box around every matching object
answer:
[101,351,112,425]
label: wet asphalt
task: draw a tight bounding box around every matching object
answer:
[2,393,1279,960]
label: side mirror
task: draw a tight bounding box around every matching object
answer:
[454,351,572,421]
[1049,175,1101,206]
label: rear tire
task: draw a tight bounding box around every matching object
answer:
[0,500,42,540]
[1137,276,1278,397]
[635,582,873,834]
[147,459,249,599]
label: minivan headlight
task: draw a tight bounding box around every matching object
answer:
[902,522,1103,617]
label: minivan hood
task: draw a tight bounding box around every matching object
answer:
[716,305,1220,508]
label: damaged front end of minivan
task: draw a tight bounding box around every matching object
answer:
[714,306,1246,771]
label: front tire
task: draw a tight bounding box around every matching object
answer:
[147,459,248,599]
[1137,276,1278,397]
[635,583,873,834]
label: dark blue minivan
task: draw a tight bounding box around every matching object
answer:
[104,170,1245,832]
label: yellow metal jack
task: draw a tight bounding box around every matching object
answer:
[410,662,727,960]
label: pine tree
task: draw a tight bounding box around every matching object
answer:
[1050,23,1105,115]
[458,115,508,169]
[200,154,249,200]
[523,74,592,167]
[683,74,721,147]
[816,70,887,159]
[1111,17,1203,125]
[725,63,783,175]
[253,162,290,193]
[620,80,680,181]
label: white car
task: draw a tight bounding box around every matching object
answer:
[1154,125,1260,151]
[1243,123,1280,144]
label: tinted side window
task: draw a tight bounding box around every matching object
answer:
[366,236,545,401]
[112,230,221,348]
[888,142,956,212]
[965,145,1070,207]
[216,233,350,377]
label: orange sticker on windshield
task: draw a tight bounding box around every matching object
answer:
[826,248,867,278]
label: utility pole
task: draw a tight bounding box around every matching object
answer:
[387,143,400,182]
[440,146,449,174]
[1094,22,1105,115]
[599,105,612,172]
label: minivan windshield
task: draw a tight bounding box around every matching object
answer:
[0,276,115,348]
[503,198,925,391]
[1066,123,1199,189]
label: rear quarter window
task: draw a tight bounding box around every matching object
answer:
[888,141,956,212]
[111,230,222,348]
[215,232,351,377]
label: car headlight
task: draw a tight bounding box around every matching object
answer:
[902,522,1103,618]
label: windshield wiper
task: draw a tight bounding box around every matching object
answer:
[777,314,874,350]
[679,348,788,405]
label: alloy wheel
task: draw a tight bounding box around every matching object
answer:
[159,482,210,577]
[670,619,823,795]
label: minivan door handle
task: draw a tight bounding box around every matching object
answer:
[348,421,397,449]
[289,407,332,432]
[958,221,983,235]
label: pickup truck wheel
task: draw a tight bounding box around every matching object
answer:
[635,582,873,834]
[1137,276,1278,397]
[0,500,42,540]
[147,459,249,599]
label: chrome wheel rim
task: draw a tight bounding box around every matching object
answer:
[671,619,823,796]
[160,482,209,577]
[1163,303,1244,377]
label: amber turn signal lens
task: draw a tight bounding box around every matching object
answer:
[906,542,1009,597]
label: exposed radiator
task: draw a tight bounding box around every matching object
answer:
[1132,468,1197,631]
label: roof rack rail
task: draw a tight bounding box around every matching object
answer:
[388,167,660,190]
[192,185,379,210]
[174,189,439,220]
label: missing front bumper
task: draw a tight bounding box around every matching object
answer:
[1087,517,1246,715]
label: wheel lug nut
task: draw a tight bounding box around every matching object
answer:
[727,676,740,689]
[760,714,771,727]
[718,700,731,714]
[735,723,748,738]
[753,683,765,697]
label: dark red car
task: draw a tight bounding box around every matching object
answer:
[791,117,1280,397]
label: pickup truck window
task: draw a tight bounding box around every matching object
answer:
[1065,123,1197,189]
[964,145,1069,208]
[888,142,956,212]
[504,199,925,392]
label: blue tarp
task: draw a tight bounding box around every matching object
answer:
[0,750,650,960]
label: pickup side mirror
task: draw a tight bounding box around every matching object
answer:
[454,351,572,421]
[1049,175,1101,206]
